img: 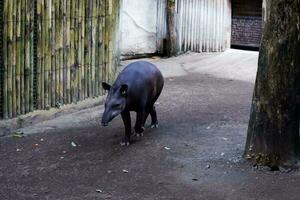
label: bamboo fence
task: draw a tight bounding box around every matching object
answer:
[0,0,121,119]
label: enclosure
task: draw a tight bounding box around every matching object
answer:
[0,0,263,119]
[1,0,300,200]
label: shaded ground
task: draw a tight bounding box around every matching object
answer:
[1,50,300,200]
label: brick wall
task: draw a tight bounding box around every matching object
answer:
[231,16,262,48]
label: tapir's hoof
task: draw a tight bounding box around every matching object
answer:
[120,141,130,146]
[135,127,145,135]
[151,123,159,129]
[136,132,144,137]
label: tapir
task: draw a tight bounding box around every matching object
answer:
[101,61,164,146]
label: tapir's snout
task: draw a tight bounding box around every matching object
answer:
[101,109,120,127]
[101,113,110,127]
[101,110,111,127]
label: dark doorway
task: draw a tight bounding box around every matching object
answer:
[231,0,263,50]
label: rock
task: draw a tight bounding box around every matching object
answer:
[71,141,77,147]
[13,130,25,138]
[0,128,10,137]
[279,167,293,173]
[45,105,51,110]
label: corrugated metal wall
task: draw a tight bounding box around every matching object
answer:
[156,0,232,54]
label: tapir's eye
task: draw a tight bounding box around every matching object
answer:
[112,104,120,109]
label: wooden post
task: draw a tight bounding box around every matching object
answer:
[166,0,178,56]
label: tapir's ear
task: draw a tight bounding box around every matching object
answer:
[102,82,111,91]
[120,84,128,96]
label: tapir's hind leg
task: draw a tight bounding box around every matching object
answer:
[121,111,131,146]
[150,106,158,128]
[135,110,148,137]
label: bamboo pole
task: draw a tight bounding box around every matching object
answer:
[36,0,41,109]
[74,0,79,102]
[0,0,3,119]
[70,0,77,103]
[44,0,50,108]
[7,0,13,118]
[75,0,79,102]
[11,0,17,117]
[20,0,25,114]
[78,0,83,100]
[41,0,45,109]
[51,0,56,107]
[24,0,29,112]
[54,0,59,106]
[84,1,89,98]
[100,0,105,96]
[91,0,97,97]
[62,0,66,104]
[65,0,71,104]
[59,0,63,105]
[2,0,8,119]
[108,0,113,81]
[95,0,100,96]
[29,0,34,112]
[104,0,108,85]
[15,0,21,116]
[99,0,104,96]
[88,0,92,97]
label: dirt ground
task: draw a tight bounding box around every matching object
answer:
[1,49,300,200]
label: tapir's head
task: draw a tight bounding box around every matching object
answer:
[101,82,128,126]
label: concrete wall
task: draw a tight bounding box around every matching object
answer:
[120,0,158,55]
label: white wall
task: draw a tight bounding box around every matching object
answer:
[121,0,232,55]
[121,0,158,55]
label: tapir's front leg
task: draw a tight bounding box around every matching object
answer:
[121,110,131,146]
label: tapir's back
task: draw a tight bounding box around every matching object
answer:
[114,61,164,108]
[116,61,163,89]
[119,61,161,79]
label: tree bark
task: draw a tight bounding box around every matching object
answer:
[166,0,177,57]
[244,0,300,168]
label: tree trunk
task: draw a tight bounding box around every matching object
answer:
[166,0,177,57]
[244,0,300,168]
